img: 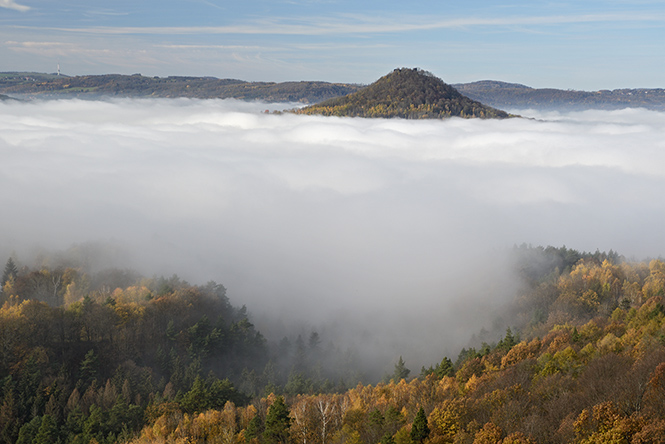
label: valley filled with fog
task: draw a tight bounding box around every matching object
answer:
[2,98,664,373]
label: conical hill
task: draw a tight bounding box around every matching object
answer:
[295,68,510,119]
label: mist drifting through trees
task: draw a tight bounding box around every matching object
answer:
[2,99,665,372]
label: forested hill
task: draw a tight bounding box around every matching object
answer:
[130,246,665,444]
[454,80,665,111]
[4,246,665,443]
[0,72,362,103]
[293,68,510,119]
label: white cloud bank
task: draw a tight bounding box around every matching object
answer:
[2,99,665,370]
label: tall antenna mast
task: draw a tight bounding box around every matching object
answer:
[57,62,60,76]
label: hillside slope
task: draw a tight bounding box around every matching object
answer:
[3,246,665,444]
[127,246,665,444]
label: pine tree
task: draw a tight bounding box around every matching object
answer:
[381,433,396,444]
[393,356,410,382]
[246,415,263,443]
[180,376,208,413]
[15,416,42,444]
[1,257,18,291]
[410,407,429,444]
[33,414,59,444]
[497,327,518,351]
[264,396,291,444]
[436,357,454,378]
[79,349,99,385]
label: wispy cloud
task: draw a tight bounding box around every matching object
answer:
[13,11,663,36]
[5,40,75,57]
[84,9,131,17]
[196,0,226,11]
[0,0,30,12]
[155,44,267,50]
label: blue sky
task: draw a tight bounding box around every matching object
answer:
[1,0,664,89]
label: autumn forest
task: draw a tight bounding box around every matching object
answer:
[1,245,665,444]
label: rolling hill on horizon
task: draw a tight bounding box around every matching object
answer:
[0,71,363,104]
[454,79,665,111]
[2,70,665,111]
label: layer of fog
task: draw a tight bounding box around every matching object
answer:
[2,99,665,376]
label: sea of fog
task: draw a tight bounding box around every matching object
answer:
[2,98,665,372]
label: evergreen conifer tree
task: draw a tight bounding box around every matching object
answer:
[79,349,99,385]
[264,396,291,444]
[1,257,18,291]
[381,433,396,444]
[33,414,59,444]
[16,416,42,444]
[393,356,410,382]
[410,407,429,444]
[436,357,454,378]
[246,415,263,443]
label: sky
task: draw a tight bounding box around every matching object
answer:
[3,99,665,371]
[2,0,665,89]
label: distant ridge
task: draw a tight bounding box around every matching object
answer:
[458,80,532,90]
[294,68,510,119]
[0,72,362,104]
[454,80,665,111]
[2,71,664,110]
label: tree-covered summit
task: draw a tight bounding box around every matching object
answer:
[294,68,511,119]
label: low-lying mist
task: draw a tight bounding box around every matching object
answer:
[2,99,665,377]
